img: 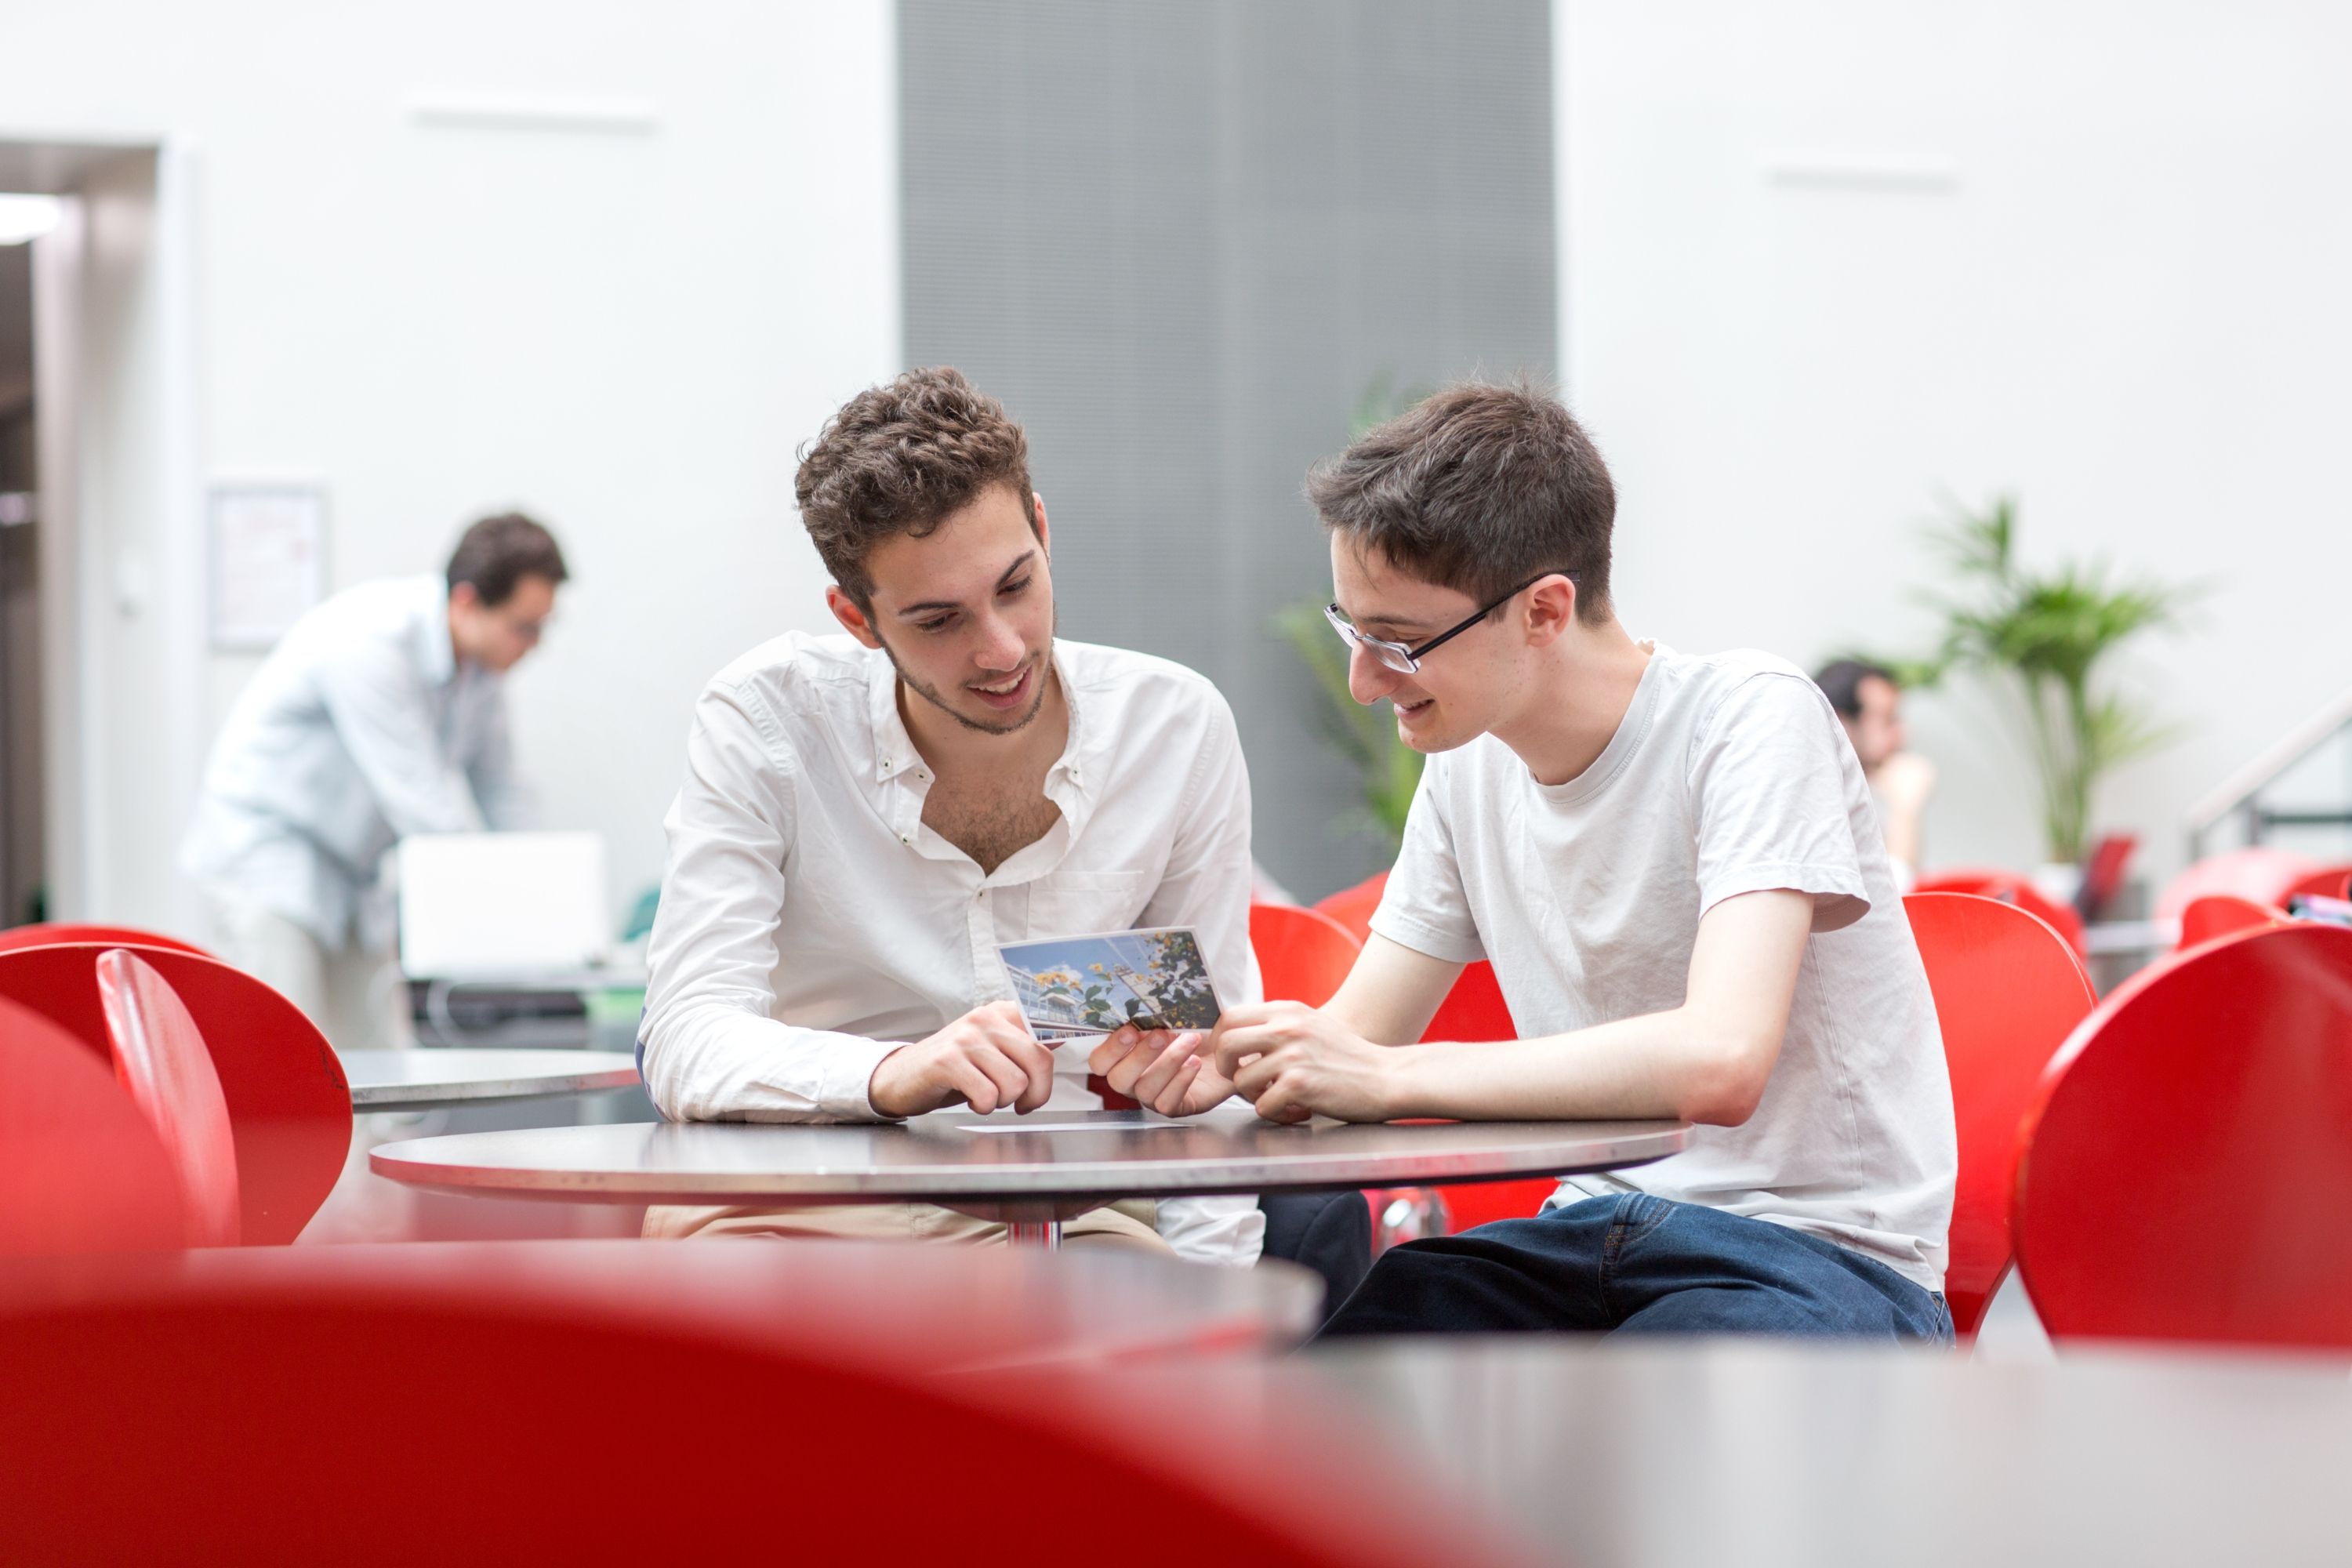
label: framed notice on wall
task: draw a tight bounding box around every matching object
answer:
[210,481,326,649]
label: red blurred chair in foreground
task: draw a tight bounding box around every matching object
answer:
[1903,893,2096,1338]
[0,924,209,957]
[1911,868,2086,957]
[0,944,349,1243]
[96,950,242,1247]
[0,1252,1533,1567]
[2281,864,2352,906]
[1314,874,1555,1232]
[2013,920,2352,1350]
[2175,894,2285,949]
[0,996,187,1258]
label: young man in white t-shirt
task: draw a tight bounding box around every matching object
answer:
[1098,383,1958,1338]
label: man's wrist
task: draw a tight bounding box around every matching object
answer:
[1374,1044,1429,1120]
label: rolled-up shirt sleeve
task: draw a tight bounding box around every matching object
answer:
[639,681,908,1122]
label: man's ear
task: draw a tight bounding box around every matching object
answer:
[1032,492,1051,557]
[826,584,884,649]
[1523,574,1578,648]
[448,582,481,616]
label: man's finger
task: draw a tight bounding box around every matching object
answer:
[967,1043,1028,1115]
[1003,1036,1057,1114]
[1254,1073,1312,1124]
[1147,1053,1207,1116]
[946,1054,1000,1116]
[1129,1033,1203,1107]
[1213,1023,1284,1079]
[1232,1050,1287,1101]
[1087,1025,1142,1075]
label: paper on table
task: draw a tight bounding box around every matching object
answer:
[956,1111,1193,1135]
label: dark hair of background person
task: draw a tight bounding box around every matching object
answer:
[795,366,1039,608]
[1303,380,1616,624]
[1814,658,1898,719]
[445,512,570,608]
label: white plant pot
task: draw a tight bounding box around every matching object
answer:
[2031,861,2083,908]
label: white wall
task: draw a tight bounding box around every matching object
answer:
[1559,0,2352,888]
[5,0,901,932]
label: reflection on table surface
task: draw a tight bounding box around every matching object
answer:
[371,1109,1690,1200]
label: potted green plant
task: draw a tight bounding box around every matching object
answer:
[1901,495,2192,876]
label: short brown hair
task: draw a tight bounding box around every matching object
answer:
[796,367,1037,604]
[1304,381,1615,623]
[446,511,568,608]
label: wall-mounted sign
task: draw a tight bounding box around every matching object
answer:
[209,481,325,649]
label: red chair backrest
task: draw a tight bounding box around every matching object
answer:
[2176,893,2285,949]
[96,951,241,1247]
[0,996,187,1257]
[1911,868,2086,956]
[1903,893,2096,1338]
[2013,921,2352,1350]
[1315,873,1548,1230]
[2281,864,2352,906]
[0,924,209,957]
[1250,903,1363,1007]
[0,1258,1531,1566]
[2154,847,2324,921]
[0,945,349,1243]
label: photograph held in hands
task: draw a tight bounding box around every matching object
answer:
[997,927,1224,1043]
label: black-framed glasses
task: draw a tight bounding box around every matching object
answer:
[1323,572,1575,675]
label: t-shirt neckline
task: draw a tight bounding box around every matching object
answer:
[1530,639,1668,807]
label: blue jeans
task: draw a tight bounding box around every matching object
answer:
[1318,1193,1953,1344]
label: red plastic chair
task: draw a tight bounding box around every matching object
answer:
[0,1248,1534,1566]
[0,924,209,957]
[96,951,241,1247]
[1903,893,2096,1338]
[0,945,350,1243]
[1911,868,2087,957]
[1315,873,1554,1231]
[2013,920,2352,1350]
[1250,903,1363,1007]
[2281,864,2352,906]
[0,996,187,1258]
[2154,847,2325,921]
[2176,894,2285,949]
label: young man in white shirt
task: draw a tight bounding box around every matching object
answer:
[1139,383,1957,1334]
[182,514,565,1051]
[637,368,1264,1265]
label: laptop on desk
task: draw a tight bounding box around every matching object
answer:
[397,832,612,982]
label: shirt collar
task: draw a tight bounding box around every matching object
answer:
[863,640,1092,803]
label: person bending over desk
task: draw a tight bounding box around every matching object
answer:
[1095,383,1958,1337]
[636,368,1261,1263]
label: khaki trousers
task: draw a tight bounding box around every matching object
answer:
[644,1197,1171,1253]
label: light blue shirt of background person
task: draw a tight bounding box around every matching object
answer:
[180,573,530,951]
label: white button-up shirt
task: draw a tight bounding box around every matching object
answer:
[640,633,1265,1265]
[180,575,526,948]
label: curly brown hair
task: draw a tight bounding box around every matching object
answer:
[795,368,1038,606]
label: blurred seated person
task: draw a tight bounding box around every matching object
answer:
[1815,659,1933,891]
[180,513,568,1049]
[636,368,1264,1265]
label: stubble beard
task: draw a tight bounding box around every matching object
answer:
[877,617,1056,737]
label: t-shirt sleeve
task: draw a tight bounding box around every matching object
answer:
[1367,759,1486,964]
[1688,672,1871,932]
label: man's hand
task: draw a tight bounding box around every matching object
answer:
[1209,1001,1399,1125]
[869,1000,1055,1117]
[1085,1025,1237,1116]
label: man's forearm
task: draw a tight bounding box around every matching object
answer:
[1383,1007,1779,1127]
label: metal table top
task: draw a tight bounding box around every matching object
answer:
[372,1108,1687,1209]
[338,1049,641,1111]
[1183,1338,2352,1567]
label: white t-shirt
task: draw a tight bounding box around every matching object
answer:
[1370,644,1957,1292]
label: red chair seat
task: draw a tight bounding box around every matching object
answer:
[0,924,209,957]
[1912,869,2086,957]
[0,945,350,1243]
[2176,894,2284,949]
[97,951,241,1247]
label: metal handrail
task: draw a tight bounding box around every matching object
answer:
[2183,681,2352,851]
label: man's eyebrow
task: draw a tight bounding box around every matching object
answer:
[896,549,1038,617]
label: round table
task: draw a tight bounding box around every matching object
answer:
[337,1049,642,1112]
[371,1108,1688,1246]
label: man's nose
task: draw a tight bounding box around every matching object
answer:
[975,612,1025,672]
[1347,644,1401,706]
